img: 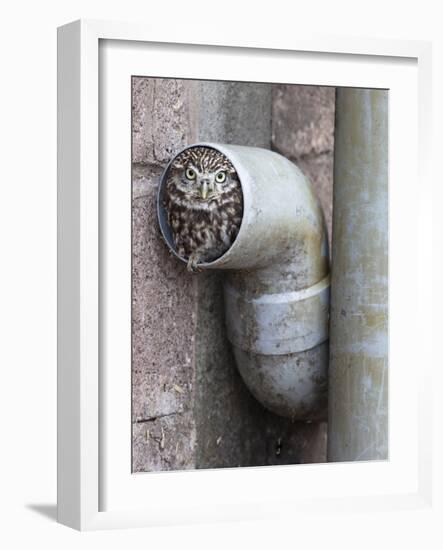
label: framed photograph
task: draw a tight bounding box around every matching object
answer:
[57,19,432,530]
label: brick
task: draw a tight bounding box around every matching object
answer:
[132,187,197,470]
[132,77,196,165]
[272,85,335,158]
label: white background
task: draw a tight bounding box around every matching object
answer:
[1,0,442,548]
[101,39,419,516]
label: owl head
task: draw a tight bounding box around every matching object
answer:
[166,146,240,202]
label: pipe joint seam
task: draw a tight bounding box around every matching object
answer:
[224,275,330,355]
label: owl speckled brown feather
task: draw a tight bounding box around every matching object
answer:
[163,147,243,271]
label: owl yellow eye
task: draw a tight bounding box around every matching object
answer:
[215,171,226,183]
[185,168,196,180]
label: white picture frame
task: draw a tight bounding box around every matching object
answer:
[57,19,433,531]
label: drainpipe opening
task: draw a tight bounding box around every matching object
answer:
[157,143,246,269]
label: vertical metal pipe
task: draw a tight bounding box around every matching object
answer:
[328,89,388,461]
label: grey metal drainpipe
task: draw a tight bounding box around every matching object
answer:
[328,89,389,461]
[158,143,330,421]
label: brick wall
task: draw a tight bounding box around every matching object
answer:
[132,78,334,471]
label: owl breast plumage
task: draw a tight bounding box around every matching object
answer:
[163,146,243,271]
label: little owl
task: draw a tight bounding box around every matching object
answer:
[163,146,243,272]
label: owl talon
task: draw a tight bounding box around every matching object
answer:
[187,255,201,273]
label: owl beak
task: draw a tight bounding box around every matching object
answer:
[200,181,209,199]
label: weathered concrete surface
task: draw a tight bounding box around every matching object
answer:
[132,77,199,471]
[132,78,196,165]
[195,80,272,149]
[328,89,388,462]
[272,85,335,246]
[132,180,197,472]
[132,77,332,471]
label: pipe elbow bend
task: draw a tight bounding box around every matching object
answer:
[158,143,330,421]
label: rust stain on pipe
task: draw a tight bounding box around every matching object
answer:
[328,89,388,461]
